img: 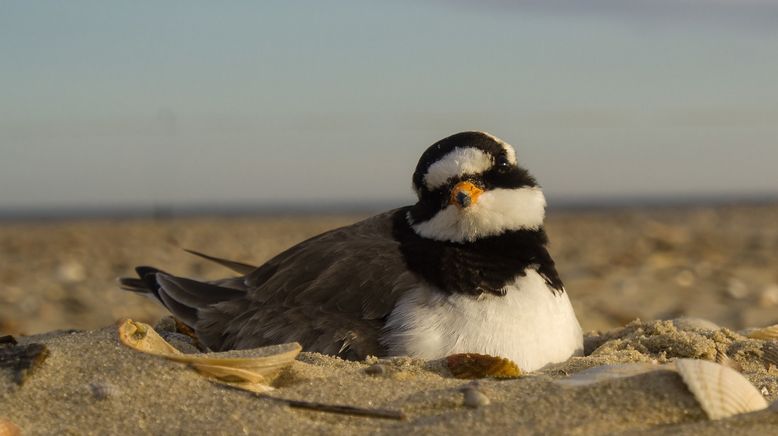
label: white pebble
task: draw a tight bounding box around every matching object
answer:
[726,279,749,300]
[462,387,490,408]
[674,270,695,288]
[758,285,778,308]
[57,261,86,283]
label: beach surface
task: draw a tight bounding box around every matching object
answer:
[2,318,778,435]
[2,205,778,434]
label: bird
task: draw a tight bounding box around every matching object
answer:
[119,131,583,372]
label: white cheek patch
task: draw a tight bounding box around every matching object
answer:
[410,187,546,242]
[423,147,493,190]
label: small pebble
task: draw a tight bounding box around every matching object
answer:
[726,279,749,300]
[364,364,387,376]
[57,261,86,283]
[761,386,769,397]
[461,386,490,408]
[758,285,778,308]
[154,316,178,333]
[674,270,696,288]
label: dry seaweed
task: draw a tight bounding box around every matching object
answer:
[446,353,522,379]
[0,342,50,385]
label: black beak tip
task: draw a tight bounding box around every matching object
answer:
[456,191,472,208]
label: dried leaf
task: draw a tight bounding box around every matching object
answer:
[0,342,50,385]
[446,353,521,379]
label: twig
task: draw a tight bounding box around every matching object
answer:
[281,398,405,420]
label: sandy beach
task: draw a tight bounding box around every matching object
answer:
[2,204,778,434]
[2,318,778,435]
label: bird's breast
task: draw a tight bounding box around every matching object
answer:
[380,269,583,372]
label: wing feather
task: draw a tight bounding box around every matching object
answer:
[197,209,418,357]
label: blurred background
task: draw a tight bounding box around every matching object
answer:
[1,1,777,336]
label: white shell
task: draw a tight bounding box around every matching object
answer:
[671,317,720,332]
[762,341,778,368]
[714,349,742,372]
[743,324,778,340]
[674,358,768,420]
[554,362,663,388]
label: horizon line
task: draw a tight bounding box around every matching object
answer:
[1,192,776,221]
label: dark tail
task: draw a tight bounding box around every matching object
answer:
[118,266,245,327]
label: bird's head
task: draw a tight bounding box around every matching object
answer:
[408,131,545,243]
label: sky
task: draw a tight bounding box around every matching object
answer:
[2,1,777,213]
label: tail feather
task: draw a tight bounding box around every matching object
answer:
[182,248,257,275]
[135,266,165,300]
[117,277,147,293]
[117,265,246,329]
[157,288,199,326]
[156,274,244,307]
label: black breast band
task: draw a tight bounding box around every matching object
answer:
[391,208,564,297]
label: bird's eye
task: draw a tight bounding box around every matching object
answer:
[495,155,511,173]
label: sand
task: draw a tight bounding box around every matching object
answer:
[2,205,778,335]
[2,319,778,435]
[2,204,778,434]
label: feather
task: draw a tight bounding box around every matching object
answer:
[182,248,257,275]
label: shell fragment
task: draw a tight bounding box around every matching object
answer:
[118,319,301,392]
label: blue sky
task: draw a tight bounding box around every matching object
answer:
[2,1,777,211]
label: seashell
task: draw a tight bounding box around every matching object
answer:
[461,386,490,408]
[446,353,521,379]
[674,358,767,420]
[118,319,301,393]
[714,349,742,373]
[671,317,720,332]
[89,382,119,400]
[0,419,21,436]
[555,362,663,388]
[761,341,778,370]
[743,324,778,340]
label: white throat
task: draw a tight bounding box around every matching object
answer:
[410,186,547,242]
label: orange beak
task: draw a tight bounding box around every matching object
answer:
[449,181,484,209]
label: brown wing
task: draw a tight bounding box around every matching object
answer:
[195,209,419,359]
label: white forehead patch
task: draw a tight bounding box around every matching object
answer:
[481,132,517,165]
[423,147,493,190]
[409,186,546,242]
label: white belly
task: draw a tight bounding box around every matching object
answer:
[381,269,583,372]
